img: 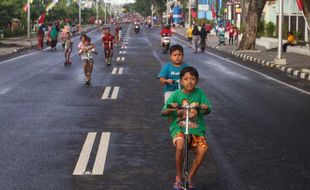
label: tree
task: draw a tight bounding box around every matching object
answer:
[238,0,267,50]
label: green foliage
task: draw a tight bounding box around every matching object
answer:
[3,27,27,37]
[265,22,275,37]
[132,0,151,17]
[294,31,303,40]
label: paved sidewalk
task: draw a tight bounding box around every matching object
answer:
[0,24,96,57]
[175,27,310,81]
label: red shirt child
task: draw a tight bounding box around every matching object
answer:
[102,30,115,49]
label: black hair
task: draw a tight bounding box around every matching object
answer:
[85,36,91,42]
[80,34,88,40]
[180,66,199,80]
[169,44,184,55]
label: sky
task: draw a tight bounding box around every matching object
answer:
[111,0,135,4]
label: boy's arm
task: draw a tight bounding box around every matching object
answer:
[159,77,173,85]
[199,104,211,115]
[162,103,178,116]
[199,89,212,115]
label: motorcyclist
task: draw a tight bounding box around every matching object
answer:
[160,24,173,36]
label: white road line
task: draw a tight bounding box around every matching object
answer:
[92,132,111,175]
[121,57,125,61]
[111,87,120,99]
[118,67,123,74]
[124,46,128,49]
[116,57,121,61]
[111,68,117,74]
[73,132,97,175]
[119,51,123,54]
[123,51,127,54]
[174,35,310,96]
[101,86,111,100]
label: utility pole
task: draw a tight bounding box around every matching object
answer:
[151,4,154,26]
[188,0,191,26]
[275,0,286,65]
[79,0,82,28]
[96,0,99,24]
[166,0,169,23]
[27,0,30,40]
[105,0,107,24]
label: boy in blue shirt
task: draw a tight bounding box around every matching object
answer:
[158,44,189,103]
[162,66,212,190]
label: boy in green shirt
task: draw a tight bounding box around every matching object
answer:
[162,66,212,190]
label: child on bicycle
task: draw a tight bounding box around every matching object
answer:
[101,27,115,65]
[162,66,212,190]
[79,36,96,84]
[158,44,189,103]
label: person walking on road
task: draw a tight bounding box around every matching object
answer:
[50,24,58,51]
[199,24,207,53]
[192,25,200,53]
[37,25,45,50]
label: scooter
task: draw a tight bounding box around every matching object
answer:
[161,34,171,54]
[167,104,202,190]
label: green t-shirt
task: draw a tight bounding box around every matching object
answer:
[162,88,212,138]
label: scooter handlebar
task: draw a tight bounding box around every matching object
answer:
[167,104,201,110]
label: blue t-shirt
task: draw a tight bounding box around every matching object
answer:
[158,62,189,93]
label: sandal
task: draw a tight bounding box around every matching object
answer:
[173,181,183,190]
[189,181,196,190]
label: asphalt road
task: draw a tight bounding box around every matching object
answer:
[0,24,310,190]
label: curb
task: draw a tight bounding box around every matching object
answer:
[14,43,38,53]
[232,51,310,81]
[146,28,310,81]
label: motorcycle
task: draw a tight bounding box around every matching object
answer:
[161,34,171,54]
[134,24,140,33]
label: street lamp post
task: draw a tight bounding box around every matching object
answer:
[188,0,191,26]
[27,0,30,41]
[96,0,99,24]
[104,0,107,24]
[167,0,169,23]
[275,0,286,65]
[79,0,82,28]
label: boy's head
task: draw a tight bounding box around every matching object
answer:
[85,36,91,44]
[106,27,111,33]
[169,44,184,65]
[180,66,199,92]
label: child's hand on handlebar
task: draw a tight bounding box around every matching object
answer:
[165,79,174,85]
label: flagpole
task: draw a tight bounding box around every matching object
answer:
[189,0,191,26]
[27,0,30,41]
[277,0,283,59]
[79,0,81,31]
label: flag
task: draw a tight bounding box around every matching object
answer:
[296,0,305,13]
[23,4,28,12]
[191,9,197,18]
[38,12,46,24]
[211,5,216,18]
[46,0,59,11]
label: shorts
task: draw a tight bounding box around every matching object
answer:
[173,133,208,150]
[164,91,173,103]
[82,59,94,64]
